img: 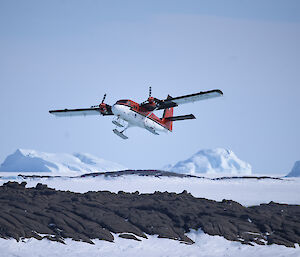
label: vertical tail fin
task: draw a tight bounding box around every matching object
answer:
[162,104,174,132]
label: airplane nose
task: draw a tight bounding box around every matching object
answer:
[111,104,119,115]
[111,104,116,114]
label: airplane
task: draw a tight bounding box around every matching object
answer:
[49,87,223,139]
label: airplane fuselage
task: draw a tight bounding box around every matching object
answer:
[111,102,169,134]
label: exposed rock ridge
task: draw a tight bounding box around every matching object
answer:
[0,182,299,247]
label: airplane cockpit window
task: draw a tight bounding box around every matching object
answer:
[117,100,128,104]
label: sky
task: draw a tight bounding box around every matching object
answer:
[0,0,299,174]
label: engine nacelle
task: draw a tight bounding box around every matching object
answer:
[99,103,109,115]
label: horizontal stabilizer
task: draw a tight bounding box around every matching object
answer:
[166,114,196,121]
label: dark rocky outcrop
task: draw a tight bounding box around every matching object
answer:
[18,169,283,180]
[119,233,141,241]
[0,182,299,247]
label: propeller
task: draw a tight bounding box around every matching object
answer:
[99,93,110,115]
[140,86,163,111]
[148,86,155,103]
[91,93,107,108]
[101,93,107,104]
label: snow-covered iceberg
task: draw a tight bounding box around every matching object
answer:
[0,149,126,175]
[166,148,252,175]
[286,161,300,177]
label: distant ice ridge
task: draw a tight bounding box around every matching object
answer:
[166,148,252,175]
[286,161,300,177]
[0,149,126,174]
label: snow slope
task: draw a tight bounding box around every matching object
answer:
[0,149,126,175]
[166,148,252,175]
[286,161,300,177]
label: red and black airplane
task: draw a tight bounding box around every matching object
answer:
[49,87,223,139]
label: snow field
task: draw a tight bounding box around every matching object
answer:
[1,175,300,206]
[0,230,299,257]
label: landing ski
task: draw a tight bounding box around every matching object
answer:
[112,120,124,127]
[113,129,128,139]
[145,127,159,135]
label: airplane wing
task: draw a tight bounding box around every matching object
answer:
[157,89,223,110]
[49,107,113,117]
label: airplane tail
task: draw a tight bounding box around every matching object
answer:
[162,103,174,132]
[161,95,197,132]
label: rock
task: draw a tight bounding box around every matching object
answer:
[3,181,27,189]
[119,233,141,241]
[0,183,299,247]
[35,183,48,190]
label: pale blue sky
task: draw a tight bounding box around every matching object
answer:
[0,0,299,174]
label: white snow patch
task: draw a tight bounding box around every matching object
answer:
[0,149,126,175]
[1,175,299,206]
[166,148,252,175]
[0,230,299,257]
